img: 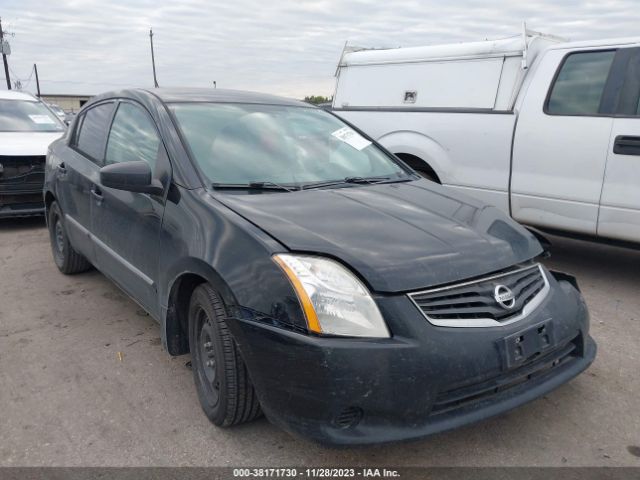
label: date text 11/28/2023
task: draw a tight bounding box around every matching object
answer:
[232,468,400,478]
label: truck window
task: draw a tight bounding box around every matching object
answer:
[546,50,615,116]
[620,50,640,116]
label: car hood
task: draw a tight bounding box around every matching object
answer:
[0,132,65,156]
[217,180,542,293]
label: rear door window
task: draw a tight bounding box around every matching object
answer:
[75,102,115,163]
[546,50,616,115]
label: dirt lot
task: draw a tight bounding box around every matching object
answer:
[1,216,639,467]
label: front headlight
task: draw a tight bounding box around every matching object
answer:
[273,254,390,338]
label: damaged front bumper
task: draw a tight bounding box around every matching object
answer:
[0,155,46,217]
[227,270,596,445]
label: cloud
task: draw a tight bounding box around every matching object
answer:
[1,0,639,99]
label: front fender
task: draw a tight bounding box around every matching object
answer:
[157,189,308,354]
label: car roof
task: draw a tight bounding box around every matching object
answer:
[89,87,311,108]
[0,90,39,101]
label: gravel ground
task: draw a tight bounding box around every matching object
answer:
[1,216,639,467]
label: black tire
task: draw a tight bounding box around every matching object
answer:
[416,169,437,182]
[188,284,261,427]
[47,201,92,274]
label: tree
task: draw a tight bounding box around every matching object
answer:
[303,95,332,105]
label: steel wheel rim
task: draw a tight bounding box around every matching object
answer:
[54,219,65,255]
[196,308,219,405]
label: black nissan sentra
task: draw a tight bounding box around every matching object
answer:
[44,88,596,445]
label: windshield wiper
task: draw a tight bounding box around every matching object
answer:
[211,181,300,192]
[345,176,390,184]
[301,175,412,190]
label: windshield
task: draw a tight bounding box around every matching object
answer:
[0,99,66,132]
[49,105,65,116]
[169,103,410,187]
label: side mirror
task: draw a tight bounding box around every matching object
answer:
[100,160,163,195]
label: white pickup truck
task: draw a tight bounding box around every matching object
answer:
[332,29,640,244]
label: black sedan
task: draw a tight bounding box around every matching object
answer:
[43,88,596,445]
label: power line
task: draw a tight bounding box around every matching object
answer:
[40,79,141,87]
[7,62,142,90]
[7,64,35,91]
[8,64,33,84]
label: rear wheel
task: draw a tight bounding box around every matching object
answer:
[47,201,92,274]
[395,153,440,183]
[188,283,261,427]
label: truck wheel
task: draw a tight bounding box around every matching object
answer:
[47,201,92,274]
[394,153,440,183]
[188,283,262,427]
[417,170,437,182]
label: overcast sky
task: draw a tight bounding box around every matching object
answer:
[1,0,639,99]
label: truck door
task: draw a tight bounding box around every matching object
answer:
[598,48,640,242]
[511,48,618,235]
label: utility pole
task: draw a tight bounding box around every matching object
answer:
[0,17,11,89]
[34,63,40,97]
[149,28,159,88]
[213,80,216,89]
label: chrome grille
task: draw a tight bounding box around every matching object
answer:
[408,264,549,327]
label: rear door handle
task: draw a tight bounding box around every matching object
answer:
[91,186,103,205]
[613,135,640,156]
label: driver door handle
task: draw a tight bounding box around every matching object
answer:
[91,186,103,205]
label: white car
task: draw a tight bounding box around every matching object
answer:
[46,103,68,124]
[0,90,66,217]
[333,29,640,245]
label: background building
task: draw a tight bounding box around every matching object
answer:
[40,93,92,112]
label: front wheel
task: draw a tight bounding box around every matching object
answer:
[188,284,261,427]
[47,201,92,274]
